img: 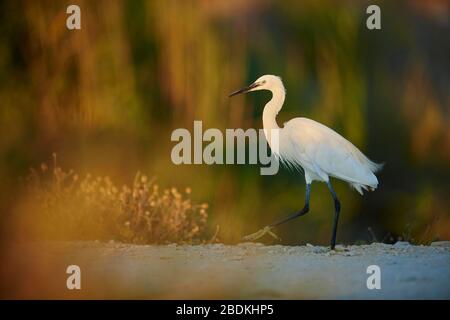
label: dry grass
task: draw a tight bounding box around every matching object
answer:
[22,154,209,244]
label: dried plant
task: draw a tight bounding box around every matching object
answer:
[24,154,209,244]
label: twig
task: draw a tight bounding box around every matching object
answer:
[368,227,378,243]
[208,225,220,244]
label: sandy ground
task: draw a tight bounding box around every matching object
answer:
[2,241,450,299]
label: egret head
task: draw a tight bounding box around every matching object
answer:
[229,75,285,97]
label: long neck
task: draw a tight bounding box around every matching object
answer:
[262,87,285,131]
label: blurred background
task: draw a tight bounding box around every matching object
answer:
[0,0,449,246]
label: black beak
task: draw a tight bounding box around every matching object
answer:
[229,82,260,97]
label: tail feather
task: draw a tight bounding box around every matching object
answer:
[351,157,383,195]
[354,184,364,195]
[352,182,377,195]
[367,160,384,173]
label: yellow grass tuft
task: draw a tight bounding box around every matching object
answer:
[23,154,209,244]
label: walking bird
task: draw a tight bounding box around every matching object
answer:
[229,75,382,249]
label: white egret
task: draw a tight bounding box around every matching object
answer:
[229,75,383,249]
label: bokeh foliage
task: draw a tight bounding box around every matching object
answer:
[0,0,449,245]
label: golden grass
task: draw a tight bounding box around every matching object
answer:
[22,154,209,244]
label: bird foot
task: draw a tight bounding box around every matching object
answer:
[243,226,281,242]
[330,246,347,253]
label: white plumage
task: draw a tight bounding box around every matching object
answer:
[279,117,382,194]
[229,74,383,249]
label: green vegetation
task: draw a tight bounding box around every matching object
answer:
[0,0,448,244]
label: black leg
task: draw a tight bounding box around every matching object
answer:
[270,183,311,228]
[326,181,341,250]
[243,184,312,242]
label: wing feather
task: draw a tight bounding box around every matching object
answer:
[282,118,382,188]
